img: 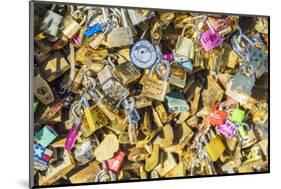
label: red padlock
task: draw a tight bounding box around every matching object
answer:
[106,150,125,172]
[207,110,228,126]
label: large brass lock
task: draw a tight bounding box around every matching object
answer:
[62,10,86,39]
[142,59,170,101]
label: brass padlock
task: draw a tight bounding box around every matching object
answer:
[62,10,86,39]
[142,60,170,101]
[34,75,55,106]
[38,150,75,185]
[39,52,70,82]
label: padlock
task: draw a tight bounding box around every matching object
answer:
[89,21,115,49]
[226,64,256,103]
[229,108,245,123]
[106,150,126,172]
[203,129,225,162]
[34,144,53,171]
[95,162,117,182]
[134,95,153,109]
[127,9,147,26]
[223,43,239,69]
[246,46,268,78]
[255,17,268,34]
[175,23,194,58]
[40,5,63,38]
[82,95,96,131]
[62,10,86,39]
[217,120,237,139]
[94,134,119,162]
[34,75,54,106]
[69,161,101,183]
[34,39,53,63]
[207,110,228,126]
[142,60,170,101]
[74,138,96,165]
[37,102,63,124]
[168,63,187,88]
[130,40,158,69]
[164,91,189,113]
[98,66,130,106]
[35,125,58,148]
[200,28,223,52]
[75,46,108,64]
[108,56,141,85]
[107,9,134,48]
[150,20,162,45]
[172,52,193,73]
[202,76,224,107]
[231,28,268,78]
[65,102,84,151]
[154,124,174,148]
[145,144,159,172]
[84,22,104,38]
[80,104,109,137]
[207,17,233,36]
[38,150,75,185]
[39,52,70,82]
[155,152,177,177]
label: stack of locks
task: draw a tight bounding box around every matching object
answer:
[32,3,269,186]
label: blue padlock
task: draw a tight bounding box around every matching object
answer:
[165,91,190,113]
[84,23,103,38]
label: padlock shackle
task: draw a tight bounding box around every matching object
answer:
[71,10,87,26]
[181,23,195,37]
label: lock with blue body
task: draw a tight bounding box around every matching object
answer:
[35,125,58,148]
[165,91,190,113]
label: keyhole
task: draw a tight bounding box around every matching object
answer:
[37,86,47,95]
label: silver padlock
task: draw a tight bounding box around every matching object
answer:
[174,23,194,59]
[97,65,129,106]
[226,64,256,104]
[40,5,63,38]
[74,138,97,165]
[107,9,134,48]
[127,9,147,26]
[231,27,268,78]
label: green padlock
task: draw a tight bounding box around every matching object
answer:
[229,108,245,123]
[236,122,250,139]
[35,125,58,147]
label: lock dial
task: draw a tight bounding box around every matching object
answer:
[130,40,157,69]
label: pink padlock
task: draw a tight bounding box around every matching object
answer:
[106,150,125,172]
[72,34,80,46]
[200,29,223,52]
[64,125,79,151]
[217,120,236,139]
[162,53,174,62]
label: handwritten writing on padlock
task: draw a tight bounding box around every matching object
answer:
[217,120,236,139]
[142,56,170,101]
[207,110,228,126]
[106,150,126,172]
[200,29,223,52]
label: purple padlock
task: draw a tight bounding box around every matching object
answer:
[200,29,223,52]
[217,120,236,139]
[64,125,79,151]
[162,53,174,62]
[72,34,80,46]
